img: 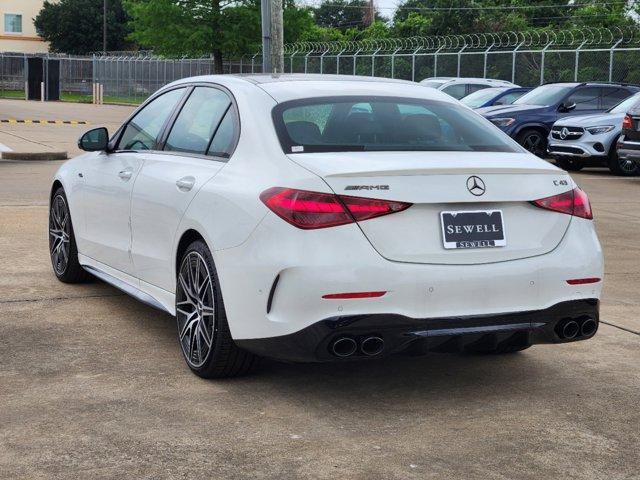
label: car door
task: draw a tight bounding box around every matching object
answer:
[130,85,239,293]
[80,87,187,275]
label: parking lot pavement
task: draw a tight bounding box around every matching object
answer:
[0,99,134,155]
[0,129,639,478]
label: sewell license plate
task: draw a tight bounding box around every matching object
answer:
[440,210,506,249]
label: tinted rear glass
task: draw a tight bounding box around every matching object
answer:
[272,96,520,154]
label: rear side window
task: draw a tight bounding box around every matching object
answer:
[566,87,601,110]
[467,84,490,94]
[441,84,467,99]
[165,87,232,156]
[601,88,632,110]
[273,96,520,154]
[207,107,239,158]
[117,88,185,151]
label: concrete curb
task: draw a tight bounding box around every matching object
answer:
[1,151,68,161]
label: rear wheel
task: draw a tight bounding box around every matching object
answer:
[175,240,259,378]
[49,187,91,283]
[607,141,640,176]
[517,129,547,157]
[554,156,584,172]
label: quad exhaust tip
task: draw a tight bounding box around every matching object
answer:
[331,337,358,357]
[361,336,385,356]
[581,318,597,337]
[561,320,580,339]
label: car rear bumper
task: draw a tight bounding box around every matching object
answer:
[236,299,600,362]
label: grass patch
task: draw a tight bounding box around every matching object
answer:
[60,91,143,106]
[0,90,25,100]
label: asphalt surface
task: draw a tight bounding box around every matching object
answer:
[0,100,639,479]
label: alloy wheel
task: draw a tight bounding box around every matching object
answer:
[618,156,639,174]
[176,251,216,369]
[522,133,544,157]
[49,194,71,275]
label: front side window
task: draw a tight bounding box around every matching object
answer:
[566,87,601,111]
[274,96,520,154]
[514,85,574,106]
[117,88,185,151]
[165,87,231,155]
[4,14,22,33]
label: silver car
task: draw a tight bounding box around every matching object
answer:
[548,92,640,176]
[419,77,516,100]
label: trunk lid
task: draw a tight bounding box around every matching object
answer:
[287,151,573,265]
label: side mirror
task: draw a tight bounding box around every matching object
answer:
[78,127,109,152]
[559,102,576,112]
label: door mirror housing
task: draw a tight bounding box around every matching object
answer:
[78,127,109,152]
[559,102,576,113]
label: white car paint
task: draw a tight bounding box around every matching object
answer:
[51,74,604,363]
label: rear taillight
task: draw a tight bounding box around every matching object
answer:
[622,114,633,130]
[260,187,411,229]
[531,187,592,220]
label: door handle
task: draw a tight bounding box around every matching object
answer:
[118,168,133,181]
[176,176,195,192]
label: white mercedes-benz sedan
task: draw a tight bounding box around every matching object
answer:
[49,74,604,378]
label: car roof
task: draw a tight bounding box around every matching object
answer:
[166,74,456,103]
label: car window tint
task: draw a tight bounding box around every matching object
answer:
[601,88,632,110]
[441,84,467,99]
[275,97,520,153]
[467,84,490,94]
[165,87,231,155]
[117,88,185,151]
[567,87,601,110]
[495,91,525,105]
[208,107,238,158]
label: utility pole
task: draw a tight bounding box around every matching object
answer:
[261,0,283,73]
[103,0,108,54]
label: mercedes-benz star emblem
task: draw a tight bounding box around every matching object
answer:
[560,127,569,140]
[466,176,486,196]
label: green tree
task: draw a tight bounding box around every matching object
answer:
[124,0,315,70]
[313,0,385,30]
[34,0,130,54]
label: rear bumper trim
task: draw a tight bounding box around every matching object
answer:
[236,299,599,362]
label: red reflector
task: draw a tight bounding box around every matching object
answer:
[622,114,633,130]
[531,187,593,220]
[322,291,387,299]
[260,187,411,229]
[566,278,601,285]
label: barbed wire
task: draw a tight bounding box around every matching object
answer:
[282,26,639,55]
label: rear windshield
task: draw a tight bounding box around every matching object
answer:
[272,96,520,154]
[461,88,506,108]
[514,85,574,106]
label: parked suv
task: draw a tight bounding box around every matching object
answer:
[548,92,640,176]
[419,77,516,100]
[616,102,640,169]
[479,82,640,157]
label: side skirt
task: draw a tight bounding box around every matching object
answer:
[79,257,173,315]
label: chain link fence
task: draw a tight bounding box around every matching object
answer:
[3,27,640,105]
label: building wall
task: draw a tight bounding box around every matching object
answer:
[0,0,50,54]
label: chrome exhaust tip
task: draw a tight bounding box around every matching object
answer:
[331,337,357,357]
[580,318,598,337]
[360,336,384,356]
[561,320,580,339]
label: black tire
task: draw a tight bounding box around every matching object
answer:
[176,240,259,378]
[554,156,584,172]
[607,140,640,176]
[516,129,547,158]
[49,187,92,283]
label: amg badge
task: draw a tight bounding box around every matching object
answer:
[345,185,390,191]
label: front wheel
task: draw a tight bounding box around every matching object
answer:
[49,187,91,283]
[607,142,640,176]
[175,240,259,378]
[555,156,584,172]
[517,129,547,158]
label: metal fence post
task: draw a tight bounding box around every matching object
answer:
[483,43,494,78]
[411,46,422,82]
[609,38,622,82]
[391,47,400,79]
[457,45,467,77]
[540,41,553,85]
[574,40,587,82]
[512,40,525,84]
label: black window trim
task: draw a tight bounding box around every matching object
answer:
[108,81,241,163]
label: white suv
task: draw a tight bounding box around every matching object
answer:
[420,77,517,100]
